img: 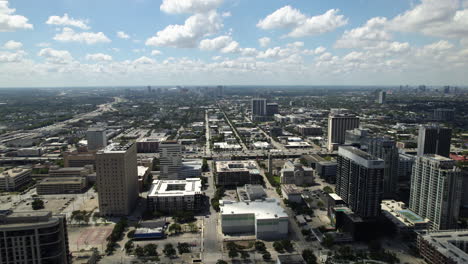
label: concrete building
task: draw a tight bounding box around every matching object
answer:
[266,103,279,116]
[251,98,267,118]
[0,167,31,191]
[159,141,182,180]
[327,114,360,151]
[215,160,261,186]
[220,199,288,240]
[296,125,322,136]
[179,159,202,179]
[49,166,93,178]
[344,128,369,148]
[281,184,302,203]
[381,200,429,237]
[17,147,42,157]
[418,231,468,264]
[336,146,384,218]
[315,161,337,183]
[368,138,399,198]
[378,91,386,104]
[398,153,415,180]
[136,138,160,153]
[434,108,455,122]
[280,160,314,186]
[237,184,267,202]
[96,143,139,216]
[37,177,87,195]
[147,178,204,212]
[417,125,452,157]
[86,127,107,151]
[409,155,462,230]
[0,210,70,264]
[63,150,96,168]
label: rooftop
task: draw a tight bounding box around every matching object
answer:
[148,178,202,197]
[100,143,133,153]
[39,177,85,185]
[381,200,429,228]
[419,231,468,264]
[339,146,384,169]
[216,160,258,172]
[220,198,287,220]
[1,167,30,178]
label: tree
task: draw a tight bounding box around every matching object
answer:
[228,249,238,258]
[202,158,209,172]
[262,251,271,260]
[177,242,191,254]
[188,222,198,232]
[301,229,312,236]
[127,230,135,238]
[168,223,182,234]
[226,242,238,251]
[322,233,334,248]
[163,244,176,258]
[134,245,145,257]
[254,241,266,252]
[216,260,228,264]
[240,251,250,260]
[273,241,284,252]
[144,244,158,256]
[31,199,44,210]
[281,240,293,252]
[302,249,317,264]
[124,241,134,254]
[323,186,334,193]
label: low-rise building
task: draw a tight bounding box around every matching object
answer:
[220,198,288,240]
[281,184,302,203]
[280,160,314,186]
[215,160,262,186]
[179,159,202,179]
[0,167,31,191]
[296,125,322,136]
[147,178,205,212]
[277,254,306,264]
[64,150,96,168]
[37,177,87,195]
[418,231,468,264]
[137,166,151,191]
[17,147,42,157]
[237,184,267,201]
[381,200,429,238]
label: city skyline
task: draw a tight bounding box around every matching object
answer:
[1,0,468,87]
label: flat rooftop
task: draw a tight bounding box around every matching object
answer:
[216,160,258,172]
[419,231,468,264]
[339,146,384,168]
[39,177,85,185]
[148,178,202,197]
[100,143,133,153]
[1,167,30,178]
[220,198,287,220]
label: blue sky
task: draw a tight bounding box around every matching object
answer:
[1,0,468,87]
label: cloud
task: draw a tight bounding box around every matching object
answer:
[117,31,130,39]
[222,11,231,17]
[86,53,112,62]
[199,35,239,53]
[258,37,271,48]
[160,0,223,14]
[54,27,111,45]
[0,50,25,63]
[151,50,162,56]
[38,48,73,64]
[0,0,33,31]
[257,6,347,38]
[36,42,51,48]
[46,13,90,30]
[3,40,22,49]
[133,56,155,64]
[146,11,222,48]
[335,17,390,49]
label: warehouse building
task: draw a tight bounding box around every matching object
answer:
[220,198,288,240]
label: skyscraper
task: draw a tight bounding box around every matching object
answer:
[368,137,399,198]
[327,114,360,151]
[417,125,452,157]
[251,98,267,118]
[96,143,139,216]
[336,146,384,218]
[378,91,386,104]
[87,127,107,151]
[409,155,462,230]
[0,210,70,264]
[159,141,182,180]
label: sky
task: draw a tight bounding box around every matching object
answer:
[1,0,468,87]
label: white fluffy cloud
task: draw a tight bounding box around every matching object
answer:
[0,50,25,63]
[151,50,162,56]
[257,6,347,38]
[86,53,112,62]
[3,40,22,49]
[199,35,239,53]
[258,37,271,48]
[335,17,390,49]
[160,0,223,14]
[38,48,73,64]
[146,11,222,48]
[0,0,33,31]
[46,14,90,30]
[133,56,155,65]
[117,31,130,39]
[54,27,111,45]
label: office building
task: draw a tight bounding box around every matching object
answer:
[147,178,205,212]
[296,125,322,136]
[417,125,452,157]
[0,210,70,264]
[37,177,87,195]
[215,160,261,186]
[433,108,455,121]
[49,166,93,178]
[220,199,288,240]
[251,98,267,118]
[86,127,107,151]
[418,230,468,264]
[378,91,386,104]
[159,141,182,180]
[266,103,279,116]
[336,146,384,218]
[368,138,399,198]
[381,200,429,237]
[280,160,314,186]
[315,161,337,183]
[0,167,31,191]
[136,138,160,153]
[96,143,139,216]
[344,128,369,148]
[327,114,360,151]
[409,155,462,230]
[63,150,96,168]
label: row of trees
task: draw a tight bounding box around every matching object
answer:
[105,217,128,255]
[211,186,225,212]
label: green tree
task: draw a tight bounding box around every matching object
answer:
[124,241,134,254]
[31,199,44,210]
[216,260,228,264]
[134,245,145,257]
[322,233,334,248]
[240,251,250,260]
[177,242,191,254]
[254,241,266,252]
[281,240,293,252]
[323,186,334,193]
[168,223,182,234]
[143,244,158,256]
[127,230,135,238]
[262,251,272,260]
[273,241,284,252]
[302,249,317,264]
[163,244,176,258]
[228,249,238,258]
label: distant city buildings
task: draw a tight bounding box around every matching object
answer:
[280,160,314,186]
[409,155,462,230]
[433,108,455,121]
[96,143,139,216]
[215,160,261,186]
[159,141,182,180]
[0,210,70,264]
[327,114,360,151]
[368,137,399,198]
[417,125,452,157]
[336,146,384,218]
[251,98,278,121]
[86,127,107,151]
[147,178,205,212]
[0,167,31,191]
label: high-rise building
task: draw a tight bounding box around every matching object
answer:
[368,138,399,198]
[0,210,70,264]
[378,91,386,104]
[327,114,360,151]
[96,143,139,216]
[159,141,182,180]
[409,155,462,230]
[266,103,279,116]
[417,125,452,157]
[336,146,384,218]
[251,98,267,118]
[87,127,107,151]
[433,108,455,122]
